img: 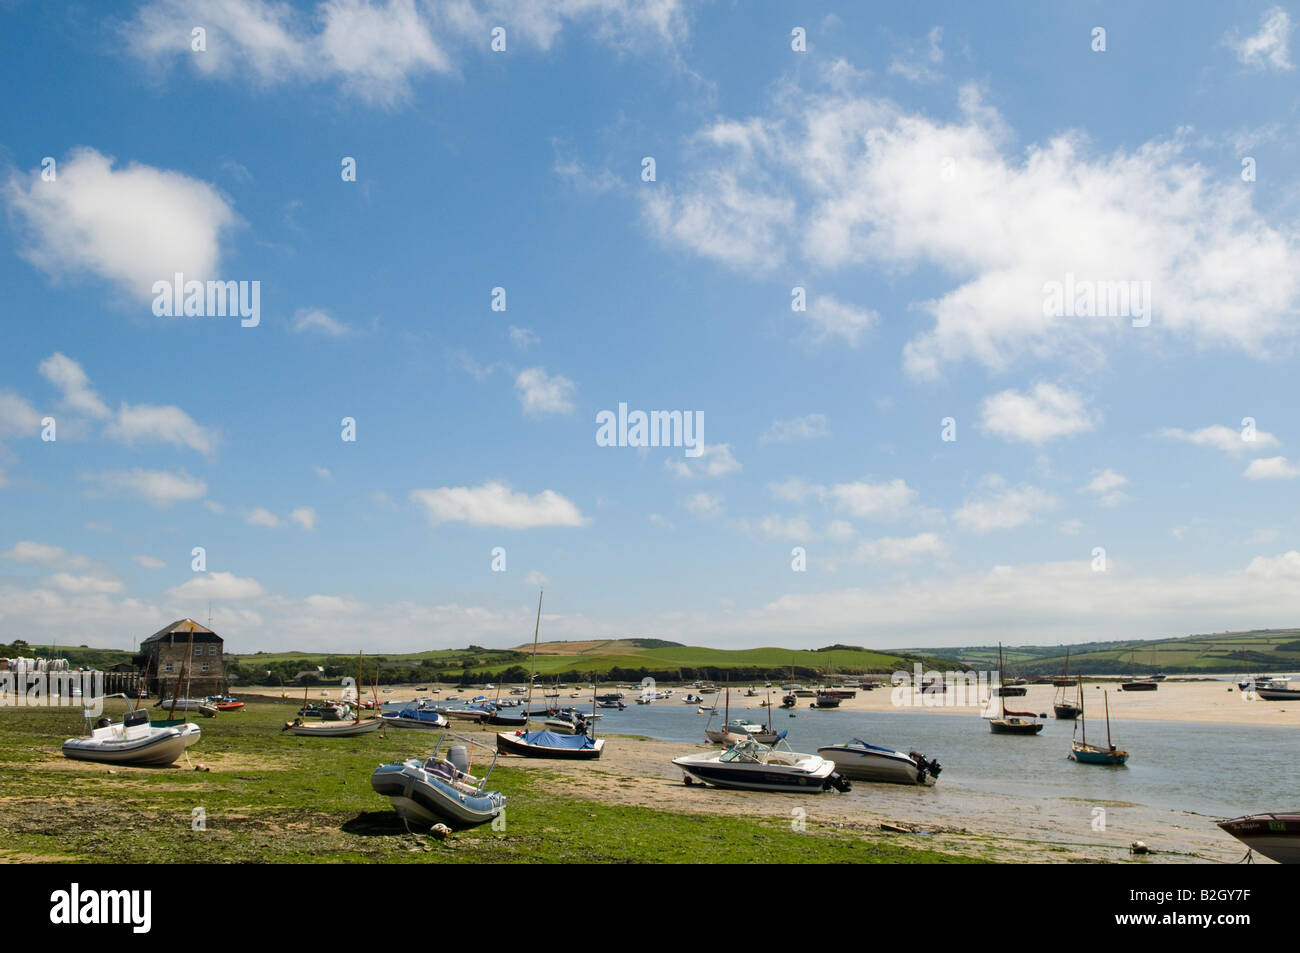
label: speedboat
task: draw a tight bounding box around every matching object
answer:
[372,734,505,828]
[1217,812,1300,863]
[63,708,200,766]
[815,740,941,786]
[380,707,450,730]
[673,733,849,793]
[1256,679,1300,701]
[496,728,604,759]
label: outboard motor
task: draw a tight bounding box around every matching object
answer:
[829,772,852,793]
[910,751,942,782]
[447,745,471,776]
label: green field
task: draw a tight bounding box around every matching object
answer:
[0,700,967,864]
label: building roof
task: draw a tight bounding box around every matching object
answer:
[142,619,219,644]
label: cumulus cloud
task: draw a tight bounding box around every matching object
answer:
[515,367,576,417]
[2,541,92,570]
[1227,7,1293,71]
[87,468,207,507]
[684,492,723,519]
[107,402,219,455]
[133,555,167,569]
[124,0,690,105]
[246,507,281,528]
[290,506,318,530]
[644,80,1300,376]
[853,532,948,563]
[0,392,44,438]
[953,477,1058,532]
[665,444,741,478]
[1244,456,1300,480]
[760,413,830,445]
[1081,469,1129,507]
[38,353,110,419]
[6,149,238,299]
[410,481,587,529]
[1161,424,1280,454]
[802,295,877,347]
[980,383,1097,444]
[167,571,265,600]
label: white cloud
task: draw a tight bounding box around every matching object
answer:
[133,555,167,570]
[87,468,207,507]
[760,413,830,445]
[514,367,576,417]
[1227,7,1294,71]
[524,570,548,587]
[888,25,944,83]
[980,383,1096,444]
[1161,424,1280,454]
[125,0,690,105]
[1247,528,1280,545]
[830,479,917,519]
[508,325,539,349]
[648,513,675,530]
[38,353,110,419]
[167,571,265,601]
[741,515,812,541]
[2,541,91,570]
[7,149,238,299]
[825,519,856,541]
[684,492,723,519]
[803,295,877,347]
[290,506,318,531]
[647,82,1300,377]
[0,392,43,438]
[43,573,124,594]
[246,507,282,528]
[107,402,219,455]
[410,482,587,529]
[853,532,948,563]
[1244,456,1300,480]
[1082,469,1129,507]
[1245,550,1300,579]
[291,308,351,336]
[665,444,741,478]
[953,478,1058,532]
[313,466,332,480]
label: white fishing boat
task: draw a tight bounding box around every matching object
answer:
[815,739,941,785]
[1218,812,1300,863]
[63,708,200,766]
[673,733,849,793]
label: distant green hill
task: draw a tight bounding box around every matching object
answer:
[920,629,1300,676]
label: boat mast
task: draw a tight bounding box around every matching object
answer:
[1080,682,1087,747]
[1104,690,1112,750]
[998,643,1007,718]
[524,590,542,732]
[354,651,363,724]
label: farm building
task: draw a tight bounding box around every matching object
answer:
[134,619,226,698]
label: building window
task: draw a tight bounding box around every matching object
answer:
[209,645,217,656]
[165,663,173,673]
[194,646,202,657]
[201,663,210,673]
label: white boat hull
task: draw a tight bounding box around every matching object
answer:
[63,722,200,766]
[816,743,936,785]
[287,718,383,737]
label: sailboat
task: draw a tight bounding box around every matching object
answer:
[1120,649,1158,692]
[496,592,604,760]
[704,683,766,745]
[283,652,383,736]
[1053,648,1081,719]
[1070,689,1128,765]
[988,643,1043,735]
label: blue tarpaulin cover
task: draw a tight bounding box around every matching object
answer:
[520,730,596,749]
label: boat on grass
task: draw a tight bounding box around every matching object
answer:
[673,733,849,793]
[380,707,450,730]
[371,732,505,828]
[815,739,941,786]
[63,707,200,766]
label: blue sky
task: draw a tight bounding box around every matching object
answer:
[1,0,1298,653]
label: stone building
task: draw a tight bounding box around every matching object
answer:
[135,619,225,698]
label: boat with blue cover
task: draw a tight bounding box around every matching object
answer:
[381,706,450,730]
[496,728,604,759]
[372,732,505,827]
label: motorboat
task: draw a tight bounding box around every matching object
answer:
[1217,812,1300,863]
[1256,679,1300,701]
[812,692,841,709]
[372,733,505,828]
[380,707,450,730]
[63,708,201,766]
[816,739,941,786]
[1120,679,1158,692]
[496,728,604,759]
[673,733,849,793]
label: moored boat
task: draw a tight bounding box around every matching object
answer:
[380,707,450,730]
[1069,689,1128,766]
[496,728,604,759]
[673,733,849,793]
[815,739,940,786]
[1217,812,1300,863]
